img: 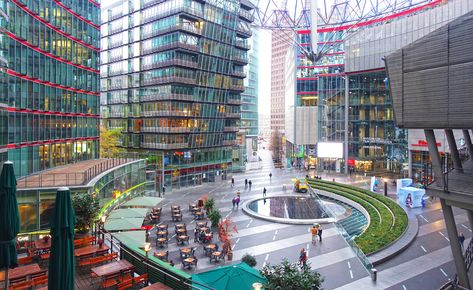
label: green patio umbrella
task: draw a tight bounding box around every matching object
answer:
[48,187,76,290]
[192,262,267,290]
[0,161,20,290]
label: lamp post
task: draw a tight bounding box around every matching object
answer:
[383,178,388,196]
[252,282,263,290]
[143,242,151,258]
[100,215,107,241]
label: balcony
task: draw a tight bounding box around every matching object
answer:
[231,70,246,78]
[141,127,192,133]
[143,7,203,24]
[142,111,191,117]
[142,59,198,70]
[223,140,237,146]
[239,9,254,22]
[141,76,196,86]
[228,98,242,105]
[142,42,200,55]
[109,112,126,118]
[142,23,202,39]
[141,93,194,102]
[229,84,245,92]
[224,126,240,132]
[141,142,189,150]
[236,26,252,38]
[225,112,241,118]
[235,40,251,50]
[232,55,249,65]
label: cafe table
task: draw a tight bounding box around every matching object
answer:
[75,244,109,258]
[91,260,134,278]
[142,282,173,290]
[0,263,42,282]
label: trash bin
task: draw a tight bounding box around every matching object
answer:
[371,268,377,281]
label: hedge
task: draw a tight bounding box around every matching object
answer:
[307,179,408,255]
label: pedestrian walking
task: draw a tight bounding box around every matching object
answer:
[459,232,466,252]
[269,172,272,181]
[310,224,318,245]
[263,187,267,197]
[232,197,236,209]
[235,196,240,208]
[248,180,252,189]
[245,178,248,188]
[299,248,307,268]
[318,225,323,242]
[162,185,166,195]
[231,177,235,187]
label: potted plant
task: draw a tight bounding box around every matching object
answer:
[72,193,100,236]
[204,197,215,214]
[208,209,222,228]
[241,253,257,267]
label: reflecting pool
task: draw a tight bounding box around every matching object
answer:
[247,196,330,220]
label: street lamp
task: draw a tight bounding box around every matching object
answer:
[100,215,107,240]
[252,282,263,290]
[383,178,388,196]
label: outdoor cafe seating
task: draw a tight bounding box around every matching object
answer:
[179,247,195,259]
[175,223,186,231]
[203,244,218,256]
[157,224,168,231]
[176,235,189,245]
[182,257,198,269]
[172,213,183,222]
[209,251,225,263]
[156,237,168,248]
[153,250,169,262]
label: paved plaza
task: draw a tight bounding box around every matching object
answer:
[110,145,471,290]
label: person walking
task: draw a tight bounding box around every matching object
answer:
[459,232,466,252]
[263,187,267,197]
[248,180,252,189]
[317,225,323,242]
[235,196,240,208]
[269,172,272,181]
[231,177,235,187]
[299,248,307,268]
[245,178,248,188]
[310,224,318,245]
[232,197,236,209]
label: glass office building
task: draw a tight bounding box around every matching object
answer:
[101,0,253,190]
[0,0,101,177]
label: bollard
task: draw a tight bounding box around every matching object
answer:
[371,268,377,281]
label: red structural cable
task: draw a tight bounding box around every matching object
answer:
[88,0,100,8]
[298,0,444,34]
[297,91,318,95]
[8,32,99,74]
[298,64,344,69]
[1,136,100,149]
[6,69,100,96]
[12,0,99,52]
[54,0,100,30]
[4,107,100,118]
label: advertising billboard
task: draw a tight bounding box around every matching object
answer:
[317,142,343,158]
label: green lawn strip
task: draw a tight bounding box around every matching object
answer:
[314,180,408,238]
[308,180,407,254]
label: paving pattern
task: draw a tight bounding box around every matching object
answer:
[103,143,472,290]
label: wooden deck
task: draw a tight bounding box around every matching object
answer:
[17,158,132,189]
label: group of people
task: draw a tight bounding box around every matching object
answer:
[299,224,324,268]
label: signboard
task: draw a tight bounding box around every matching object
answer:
[317,142,343,158]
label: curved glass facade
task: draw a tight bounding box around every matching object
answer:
[0,0,100,177]
[101,0,252,190]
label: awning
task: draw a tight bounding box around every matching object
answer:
[108,208,149,219]
[104,217,144,232]
[121,196,163,208]
[192,263,267,290]
[112,231,146,248]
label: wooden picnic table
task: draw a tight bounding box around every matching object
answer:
[142,282,173,290]
[74,244,109,258]
[0,263,41,282]
[34,239,51,250]
[91,260,134,278]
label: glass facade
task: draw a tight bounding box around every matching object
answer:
[0,0,100,177]
[348,71,407,175]
[101,0,252,190]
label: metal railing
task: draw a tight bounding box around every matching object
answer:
[17,158,134,189]
[309,187,373,272]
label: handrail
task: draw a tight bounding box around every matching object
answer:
[309,187,373,272]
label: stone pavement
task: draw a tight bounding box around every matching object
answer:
[144,145,469,289]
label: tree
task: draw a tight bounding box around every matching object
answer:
[72,193,100,233]
[260,259,324,290]
[241,254,257,267]
[208,209,222,228]
[100,126,124,158]
[271,129,283,167]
